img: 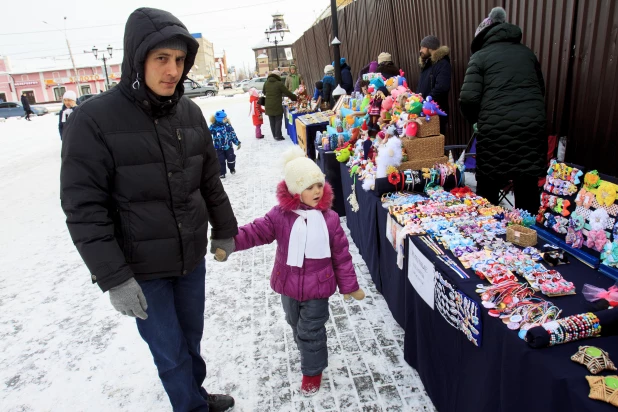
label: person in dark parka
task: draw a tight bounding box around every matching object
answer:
[460,7,547,214]
[21,92,33,121]
[263,69,297,140]
[339,57,353,95]
[60,7,237,412]
[375,52,400,79]
[416,35,451,135]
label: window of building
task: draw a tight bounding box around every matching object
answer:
[0,93,6,102]
[81,85,91,95]
[53,87,66,101]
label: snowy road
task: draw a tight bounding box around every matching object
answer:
[0,94,435,411]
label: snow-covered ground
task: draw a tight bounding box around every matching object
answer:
[0,93,435,411]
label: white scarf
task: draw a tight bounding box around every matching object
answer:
[287,210,331,267]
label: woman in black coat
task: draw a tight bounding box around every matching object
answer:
[21,93,33,121]
[460,8,547,213]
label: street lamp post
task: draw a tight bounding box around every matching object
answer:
[265,28,285,71]
[43,17,82,96]
[86,45,114,91]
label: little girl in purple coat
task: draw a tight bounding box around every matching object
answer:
[231,146,364,396]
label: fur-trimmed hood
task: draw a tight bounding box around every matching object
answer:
[418,46,450,67]
[276,180,334,212]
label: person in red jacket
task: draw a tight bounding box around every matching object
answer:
[219,146,365,396]
[249,87,264,139]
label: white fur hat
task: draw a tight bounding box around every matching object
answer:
[282,146,325,195]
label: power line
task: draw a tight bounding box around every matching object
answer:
[0,1,285,36]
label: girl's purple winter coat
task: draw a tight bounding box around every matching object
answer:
[234,181,360,302]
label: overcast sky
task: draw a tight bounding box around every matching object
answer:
[0,0,332,73]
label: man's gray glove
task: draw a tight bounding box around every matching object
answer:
[109,278,148,320]
[210,238,235,262]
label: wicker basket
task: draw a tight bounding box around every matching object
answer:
[397,156,448,171]
[401,134,444,160]
[506,224,537,247]
[416,116,441,137]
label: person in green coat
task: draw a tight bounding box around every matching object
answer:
[264,70,297,141]
[460,7,547,214]
[285,64,303,92]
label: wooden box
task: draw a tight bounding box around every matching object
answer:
[295,118,307,153]
[402,134,444,161]
[397,156,449,171]
[416,115,441,137]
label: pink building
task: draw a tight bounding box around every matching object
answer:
[0,56,121,104]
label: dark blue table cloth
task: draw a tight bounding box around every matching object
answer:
[316,148,345,217]
[404,235,618,412]
[340,164,618,412]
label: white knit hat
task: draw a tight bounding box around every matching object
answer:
[324,65,335,74]
[282,146,325,195]
[378,52,392,64]
[63,90,77,101]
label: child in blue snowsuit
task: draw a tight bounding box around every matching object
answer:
[209,110,241,178]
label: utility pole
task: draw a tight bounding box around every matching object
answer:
[43,18,82,97]
[330,0,342,87]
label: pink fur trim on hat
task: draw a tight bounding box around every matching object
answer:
[276,180,334,212]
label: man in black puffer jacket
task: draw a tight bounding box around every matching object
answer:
[460,7,547,214]
[60,7,236,412]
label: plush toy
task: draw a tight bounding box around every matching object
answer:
[422,96,448,121]
[398,69,408,88]
[405,121,418,138]
[368,91,385,126]
[360,94,371,113]
[335,145,352,163]
[376,136,403,178]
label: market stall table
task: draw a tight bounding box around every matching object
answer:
[338,170,618,412]
[316,147,345,216]
[403,234,618,412]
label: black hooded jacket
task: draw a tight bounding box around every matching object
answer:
[459,23,547,180]
[60,8,238,292]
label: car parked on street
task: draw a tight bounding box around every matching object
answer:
[223,81,233,89]
[0,101,48,119]
[236,79,250,88]
[183,78,218,97]
[242,77,268,93]
[76,94,95,105]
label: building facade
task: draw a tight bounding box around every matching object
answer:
[252,13,295,74]
[190,33,216,82]
[0,55,121,103]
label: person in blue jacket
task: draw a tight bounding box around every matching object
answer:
[209,110,241,178]
[416,35,451,135]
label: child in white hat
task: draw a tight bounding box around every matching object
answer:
[59,90,78,139]
[221,146,365,396]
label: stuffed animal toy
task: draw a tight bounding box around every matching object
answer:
[335,145,352,163]
[398,69,408,88]
[422,96,448,121]
[405,121,418,138]
[360,95,371,113]
[376,136,403,178]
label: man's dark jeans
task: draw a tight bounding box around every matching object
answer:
[136,260,209,412]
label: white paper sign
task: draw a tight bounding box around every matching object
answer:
[285,48,294,61]
[386,214,394,247]
[407,238,436,309]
